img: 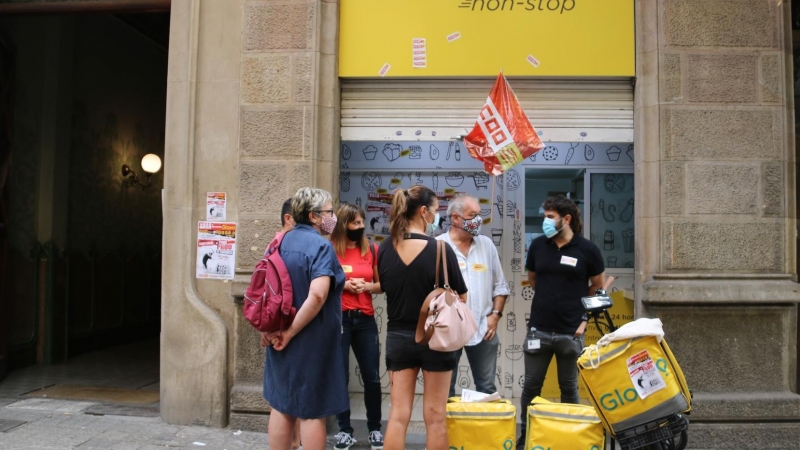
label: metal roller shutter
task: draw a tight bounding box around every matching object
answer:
[341,78,634,142]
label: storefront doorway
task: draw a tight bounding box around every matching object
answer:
[337,139,634,401]
[0,6,168,408]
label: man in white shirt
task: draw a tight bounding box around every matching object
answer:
[437,194,510,397]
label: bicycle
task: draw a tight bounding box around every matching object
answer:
[581,277,690,450]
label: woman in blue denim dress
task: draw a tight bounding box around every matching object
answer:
[262,187,347,450]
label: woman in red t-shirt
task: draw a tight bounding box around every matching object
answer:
[330,203,384,450]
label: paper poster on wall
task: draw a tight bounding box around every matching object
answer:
[196,221,236,280]
[206,192,227,221]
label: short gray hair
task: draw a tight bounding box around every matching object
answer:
[292,187,333,225]
[447,193,477,216]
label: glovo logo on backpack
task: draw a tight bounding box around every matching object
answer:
[449,439,514,450]
[597,357,670,411]
[578,330,692,435]
[528,445,601,450]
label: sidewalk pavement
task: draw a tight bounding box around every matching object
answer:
[0,397,428,450]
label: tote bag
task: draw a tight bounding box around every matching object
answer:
[415,241,478,352]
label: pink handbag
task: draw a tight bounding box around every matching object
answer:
[415,241,478,352]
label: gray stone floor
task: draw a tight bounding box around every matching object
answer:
[0,397,271,450]
[0,339,160,399]
[0,339,429,449]
[0,396,430,450]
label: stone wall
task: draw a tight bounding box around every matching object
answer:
[637,0,800,447]
[159,0,341,430]
[229,0,340,430]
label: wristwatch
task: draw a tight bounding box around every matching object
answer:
[489,309,503,318]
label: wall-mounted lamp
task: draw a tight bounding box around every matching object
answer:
[122,153,162,189]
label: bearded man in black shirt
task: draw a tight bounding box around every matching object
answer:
[516,195,605,450]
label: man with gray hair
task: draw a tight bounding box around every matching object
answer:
[437,194,509,397]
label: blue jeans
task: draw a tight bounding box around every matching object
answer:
[337,314,382,433]
[449,334,499,397]
[516,330,583,449]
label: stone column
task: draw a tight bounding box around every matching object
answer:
[229,0,340,430]
[636,0,800,447]
[160,0,231,427]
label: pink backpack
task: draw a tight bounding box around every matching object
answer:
[243,232,296,333]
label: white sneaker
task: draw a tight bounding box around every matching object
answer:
[333,431,357,450]
[369,430,384,450]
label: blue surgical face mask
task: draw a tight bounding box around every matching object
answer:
[427,211,440,236]
[542,217,563,239]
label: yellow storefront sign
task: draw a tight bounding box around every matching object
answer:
[339,0,634,77]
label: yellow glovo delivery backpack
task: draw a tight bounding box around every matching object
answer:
[577,318,692,437]
[525,397,605,450]
[446,397,516,449]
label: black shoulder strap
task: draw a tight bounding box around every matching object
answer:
[403,232,431,240]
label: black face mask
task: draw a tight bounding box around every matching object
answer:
[346,227,365,242]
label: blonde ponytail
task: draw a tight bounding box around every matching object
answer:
[389,188,409,244]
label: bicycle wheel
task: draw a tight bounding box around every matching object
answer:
[674,429,688,450]
[643,430,687,450]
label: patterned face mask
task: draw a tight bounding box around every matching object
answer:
[317,213,338,235]
[458,214,483,236]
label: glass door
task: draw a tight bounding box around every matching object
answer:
[524,168,586,247]
[584,169,635,274]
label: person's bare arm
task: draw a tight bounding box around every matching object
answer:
[588,272,605,296]
[368,258,382,294]
[576,272,606,337]
[269,275,331,351]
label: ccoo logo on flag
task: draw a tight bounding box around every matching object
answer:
[464,72,544,175]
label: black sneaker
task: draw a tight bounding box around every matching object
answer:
[333,431,357,450]
[368,430,384,450]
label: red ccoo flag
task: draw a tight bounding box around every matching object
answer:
[464,73,544,175]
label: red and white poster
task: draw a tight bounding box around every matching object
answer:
[206,192,227,221]
[627,349,667,399]
[196,221,236,280]
[463,72,544,175]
